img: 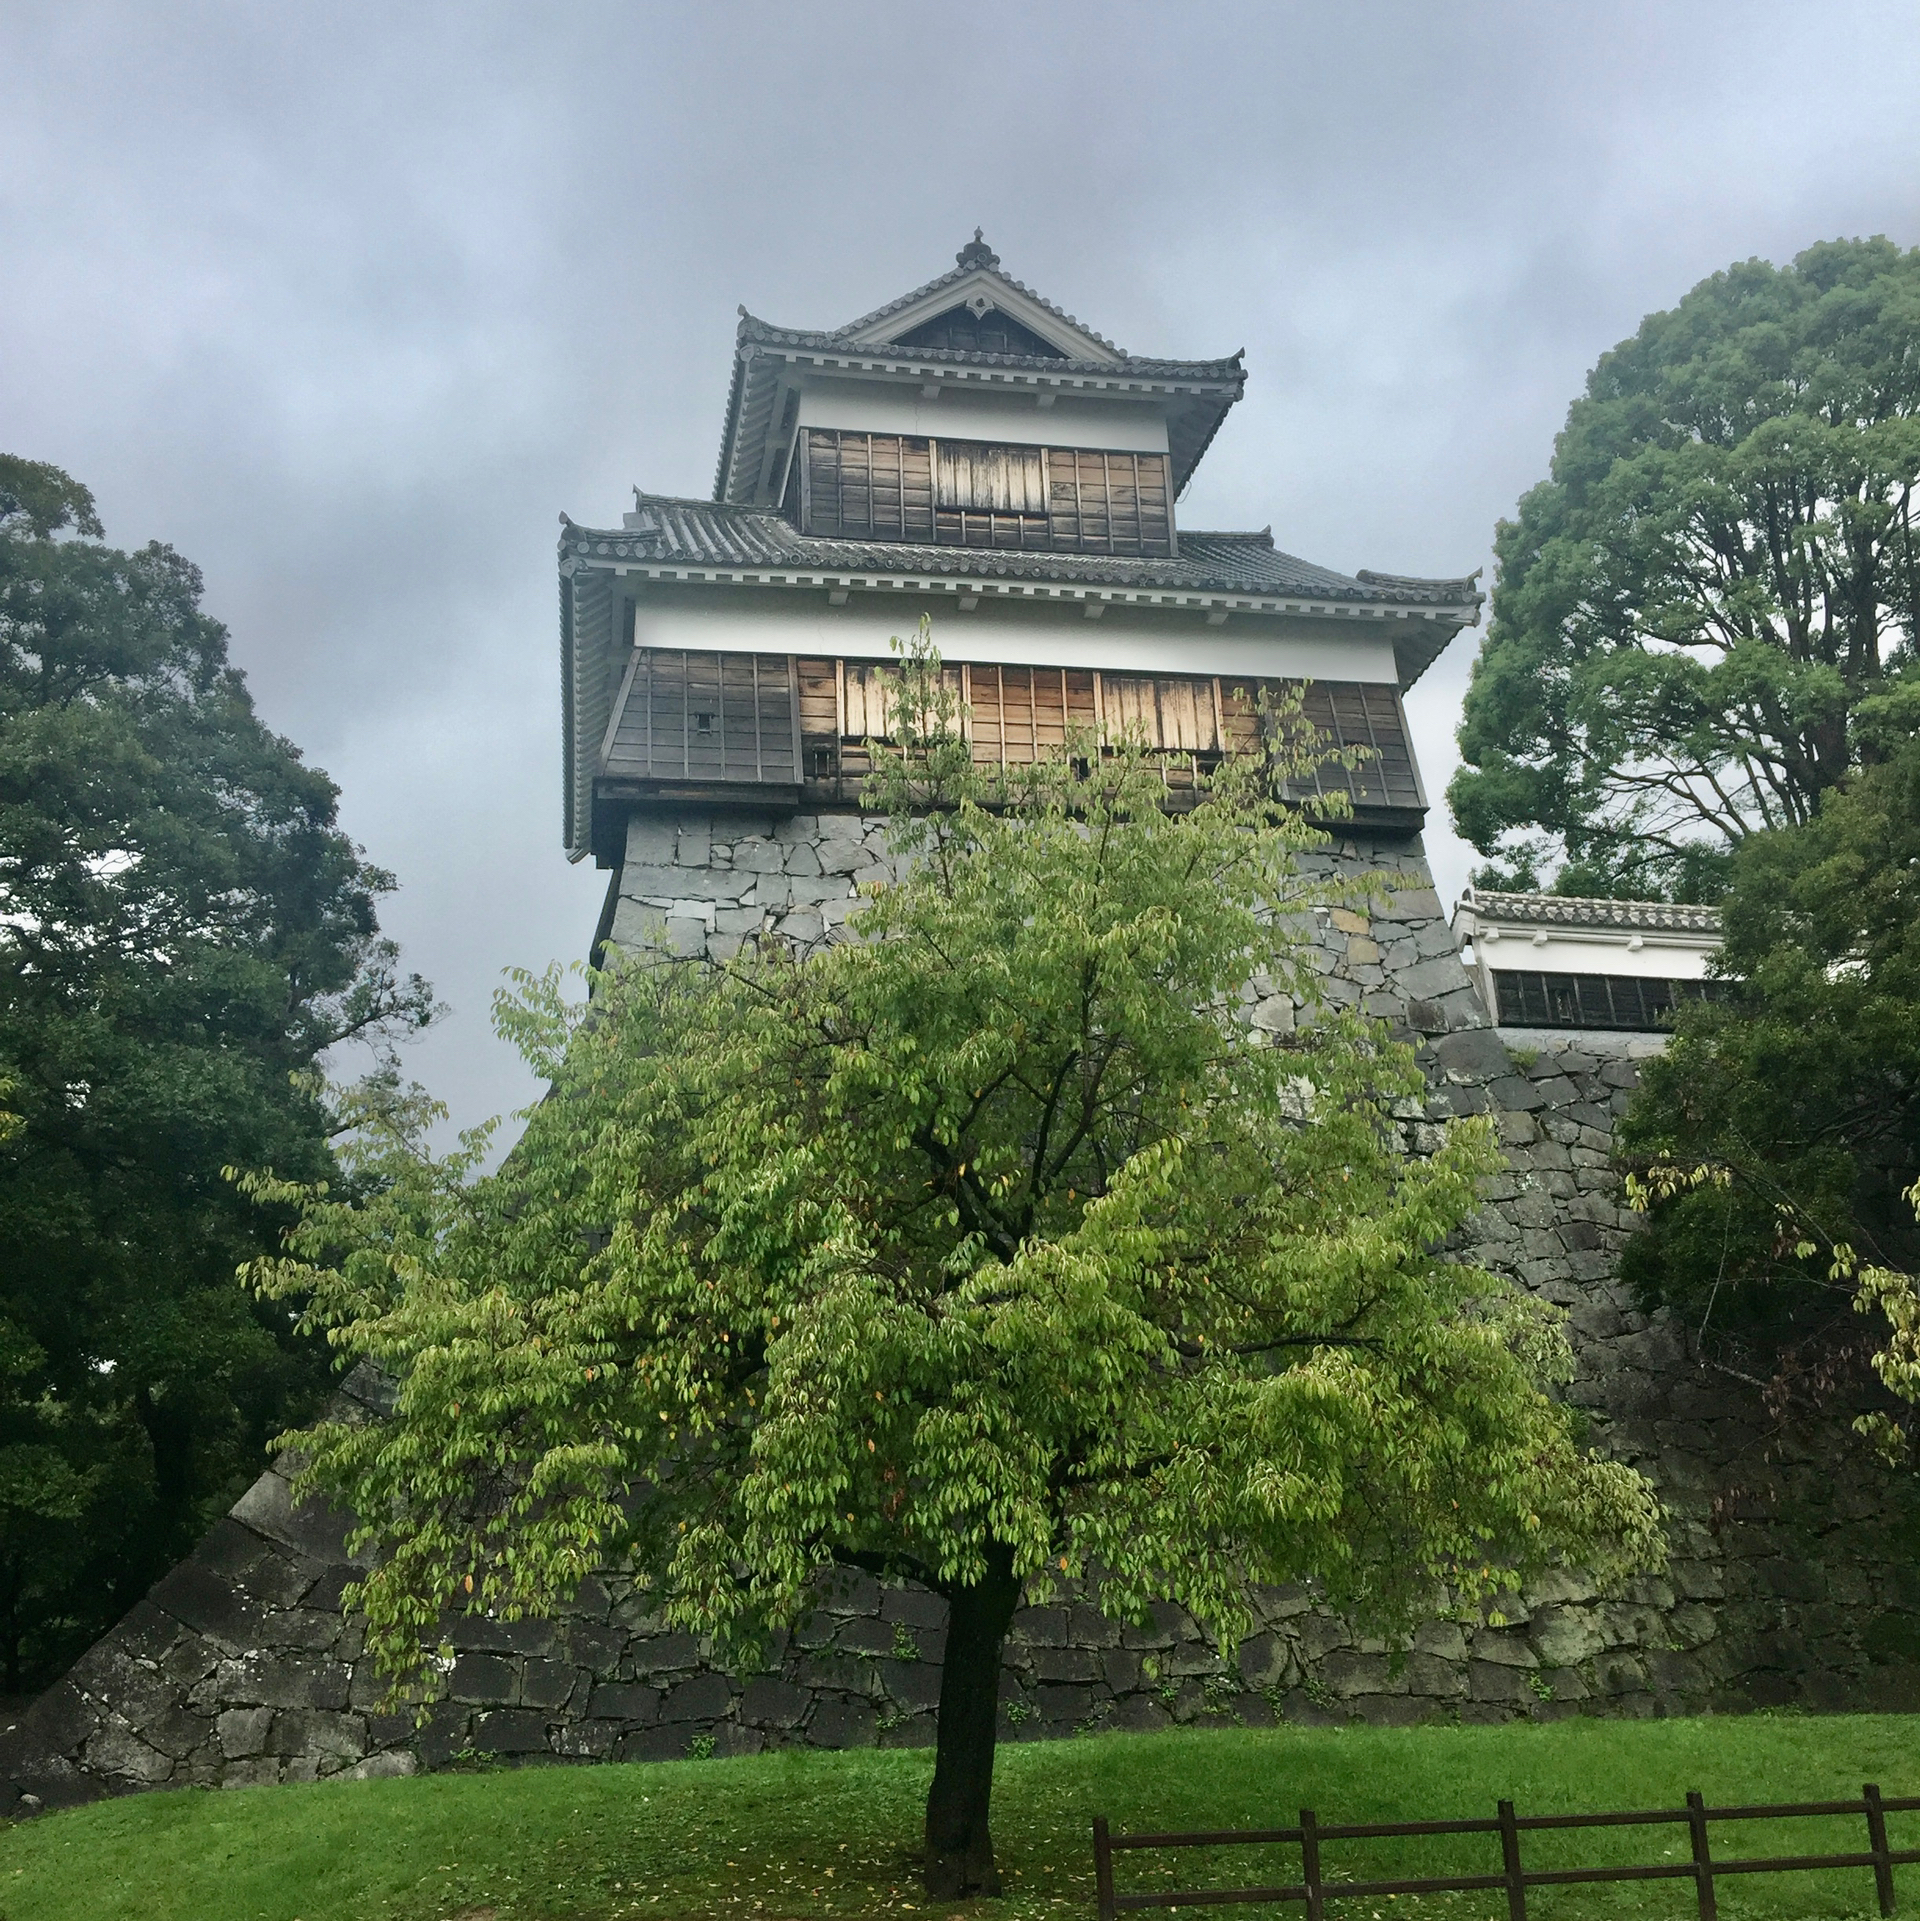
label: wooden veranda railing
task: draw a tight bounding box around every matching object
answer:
[1092,1786,1920,1921]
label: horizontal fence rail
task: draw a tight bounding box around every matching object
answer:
[1092,1786,1920,1921]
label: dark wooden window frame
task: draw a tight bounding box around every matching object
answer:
[1492,968,1728,1032]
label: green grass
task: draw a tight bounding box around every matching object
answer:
[2,1715,1917,1921]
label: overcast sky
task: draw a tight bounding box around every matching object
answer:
[6,0,1919,1138]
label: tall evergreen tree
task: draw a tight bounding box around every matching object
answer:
[0,456,435,1690]
[1451,238,1920,899]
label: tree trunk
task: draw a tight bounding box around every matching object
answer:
[924,1542,1023,1899]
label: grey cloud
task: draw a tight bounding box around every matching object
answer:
[4,0,1918,1135]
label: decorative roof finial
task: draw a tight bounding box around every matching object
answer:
[956,228,999,271]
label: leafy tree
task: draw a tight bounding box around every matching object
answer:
[0,456,435,1691]
[1618,723,1920,1434]
[1451,238,1920,899]
[251,633,1661,1895]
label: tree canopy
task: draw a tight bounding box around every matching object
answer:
[0,455,435,1690]
[251,633,1661,1896]
[1450,238,1920,900]
[1618,724,1920,1441]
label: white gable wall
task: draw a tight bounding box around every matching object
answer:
[623,590,1403,684]
[796,378,1170,453]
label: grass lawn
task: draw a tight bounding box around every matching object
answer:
[2,1715,1917,1921]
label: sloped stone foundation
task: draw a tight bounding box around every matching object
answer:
[5,820,1915,1813]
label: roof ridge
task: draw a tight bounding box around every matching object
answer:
[1464,888,1723,931]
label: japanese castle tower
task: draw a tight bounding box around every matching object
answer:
[560,235,1483,962]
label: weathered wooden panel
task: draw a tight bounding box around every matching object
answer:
[792,430,1172,556]
[935,442,1046,514]
[1099,675,1220,752]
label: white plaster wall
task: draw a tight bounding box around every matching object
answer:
[796,377,1169,453]
[626,595,1402,684]
[1472,928,1717,979]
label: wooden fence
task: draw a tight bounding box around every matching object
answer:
[1092,1786,1919,1921]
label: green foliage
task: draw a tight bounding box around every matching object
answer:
[6,1717,1918,1921]
[0,457,436,1689]
[1619,734,1920,1430]
[254,625,1660,1719]
[1451,238,1920,899]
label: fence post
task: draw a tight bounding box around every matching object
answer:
[1093,1816,1117,1921]
[1498,1799,1528,1921]
[1300,1808,1325,1921]
[1686,1790,1718,1921]
[1865,1784,1896,1918]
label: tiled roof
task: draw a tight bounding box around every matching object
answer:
[1461,890,1722,935]
[563,497,1480,610]
[734,313,1239,382]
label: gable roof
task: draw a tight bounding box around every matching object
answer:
[832,232,1128,361]
[714,236,1245,508]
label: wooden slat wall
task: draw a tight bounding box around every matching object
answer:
[962,664,1098,765]
[784,660,1418,812]
[604,650,800,784]
[1292,681,1423,811]
[796,430,1173,556]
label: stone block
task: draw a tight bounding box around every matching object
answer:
[661,1674,732,1723]
[215,1706,275,1763]
[624,818,678,865]
[732,838,786,874]
[806,1697,877,1748]
[1490,1075,1547,1112]
[229,1473,356,1565]
[1403,1654,1467,1698]
[272,1709,367,1768]
[448,1654,516,1705]
[413,1703,474,1770]
[473,1710,551,1756]
[835,1617,896,1657]
[1006,1603,1066,1650]
[212,1651,350,1713]
[1031,1647,1101,1684]
[1468,1661,1534,1705]
[520,1660,584,1711]
[1035,1684,1095,1724]
[617,1725,694,1762]
[588,1682,659,1723]
[630,1631,701,1671]
[1238,1634,1285,1688]
[1111,1695,1174,1732]
[1433,1028,1510,1080]
[1319,1649,1402,1697]
[819,1569,882,1616]
[1412,1619,1467,1660]
[876,1583,943,1628]
[551,1722,620,1760]
[82,1720,174,1785]
[1067,1602,1123,1647]
[878,1660,942,1711]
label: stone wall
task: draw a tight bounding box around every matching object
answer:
[5,811,1915,1815]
